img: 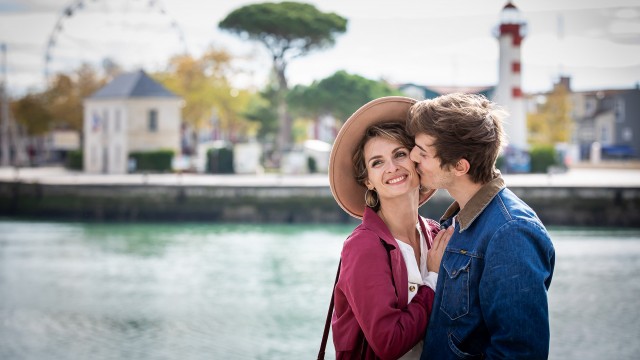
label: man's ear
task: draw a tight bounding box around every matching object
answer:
[454,158,470,176]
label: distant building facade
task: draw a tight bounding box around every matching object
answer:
[572,85,640,160]
[83,70,182,174]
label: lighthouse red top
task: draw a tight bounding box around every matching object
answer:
[498,1,526,46]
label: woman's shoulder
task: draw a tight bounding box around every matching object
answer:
[342,226,384,253]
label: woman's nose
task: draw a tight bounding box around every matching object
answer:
[386,159,399,172]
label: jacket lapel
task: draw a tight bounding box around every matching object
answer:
[362,207,409,307]
[418,216,432,250]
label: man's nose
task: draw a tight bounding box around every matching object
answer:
[410,147,419,162]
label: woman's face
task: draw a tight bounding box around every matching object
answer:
[363,136,420,201]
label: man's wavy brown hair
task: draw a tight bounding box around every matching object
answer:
[406,93,507,184]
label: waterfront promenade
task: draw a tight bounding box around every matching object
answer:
[1,165,639,188]
[1,165,639,226]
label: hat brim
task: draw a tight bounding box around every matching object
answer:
[329,96,437,219]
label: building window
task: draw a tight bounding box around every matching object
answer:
[615,99,625,123]
[91,145,97,166]
[148,109,158,132]
[115,109,121,133]
[601,126,609,143]
[103,109,109,134]
[622,127,633,142]
[92,111,101,132]
[585,98,596,116]
[115,144,121,169]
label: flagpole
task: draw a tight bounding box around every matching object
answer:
[1,42,10,167]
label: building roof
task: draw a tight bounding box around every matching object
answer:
[88,69,178,99]
[504,2,517,10]
[398,83,495,100]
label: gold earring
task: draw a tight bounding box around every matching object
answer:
[365,188,379,208]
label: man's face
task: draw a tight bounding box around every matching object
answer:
[410,133,455,190]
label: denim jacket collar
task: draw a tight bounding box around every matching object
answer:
[441,176,506,232]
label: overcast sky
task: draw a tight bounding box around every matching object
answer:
[0,0,639,96]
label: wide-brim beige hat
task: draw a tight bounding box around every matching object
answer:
[329,96,436,219]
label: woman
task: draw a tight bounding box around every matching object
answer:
[326,97,452,359]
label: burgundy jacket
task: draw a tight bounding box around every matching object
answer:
[332,207,439,360]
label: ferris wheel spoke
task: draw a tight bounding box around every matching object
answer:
[44,0,188,82]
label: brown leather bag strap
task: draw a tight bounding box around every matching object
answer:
[317,259,341,360]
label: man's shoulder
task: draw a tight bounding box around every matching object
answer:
[470,187,549,238]
[494,187,542,223]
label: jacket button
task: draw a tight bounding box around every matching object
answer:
[409,285,416,292]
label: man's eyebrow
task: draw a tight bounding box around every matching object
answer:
[414,144,426,152]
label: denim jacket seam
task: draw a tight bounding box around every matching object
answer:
[495,194,512,222]
[445,248,484,259]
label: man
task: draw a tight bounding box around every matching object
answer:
[407,93,555,359]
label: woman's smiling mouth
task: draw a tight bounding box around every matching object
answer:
[387,175,407,184]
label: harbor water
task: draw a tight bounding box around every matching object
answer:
[0,220,639,359]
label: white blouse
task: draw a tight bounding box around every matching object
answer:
[396,220,439,360]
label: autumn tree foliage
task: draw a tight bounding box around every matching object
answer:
[527,82,573,146]
[153,47,257,143]
[12,63,105,137]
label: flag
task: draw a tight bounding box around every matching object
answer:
[92,113,101,132]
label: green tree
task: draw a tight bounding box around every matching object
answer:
[243,84,279,141]
[527,82,573,146]
[288,70,402,122]
[219,1,347,155]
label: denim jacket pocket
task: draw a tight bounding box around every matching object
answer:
[448,332,483,359]
[440,252,471,320]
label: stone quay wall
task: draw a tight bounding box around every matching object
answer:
[1,181,639,227]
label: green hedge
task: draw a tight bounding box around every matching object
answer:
[206,146,234,174]
[529,145,558,173]
[66,150,83,170]
[129,149,174,172]
[307,156,317,173]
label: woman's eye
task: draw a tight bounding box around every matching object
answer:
[371,160,382,167]
[395,151,407,158]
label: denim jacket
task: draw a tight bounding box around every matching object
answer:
[420,176,555,360]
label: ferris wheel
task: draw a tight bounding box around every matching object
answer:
[44,0,188,82]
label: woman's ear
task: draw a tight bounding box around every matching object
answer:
[364,180,373,190]
[454,158,470,176]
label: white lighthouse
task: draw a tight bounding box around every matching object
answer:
[493,2,528,150]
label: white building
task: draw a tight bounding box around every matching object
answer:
[83,70,182,174]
